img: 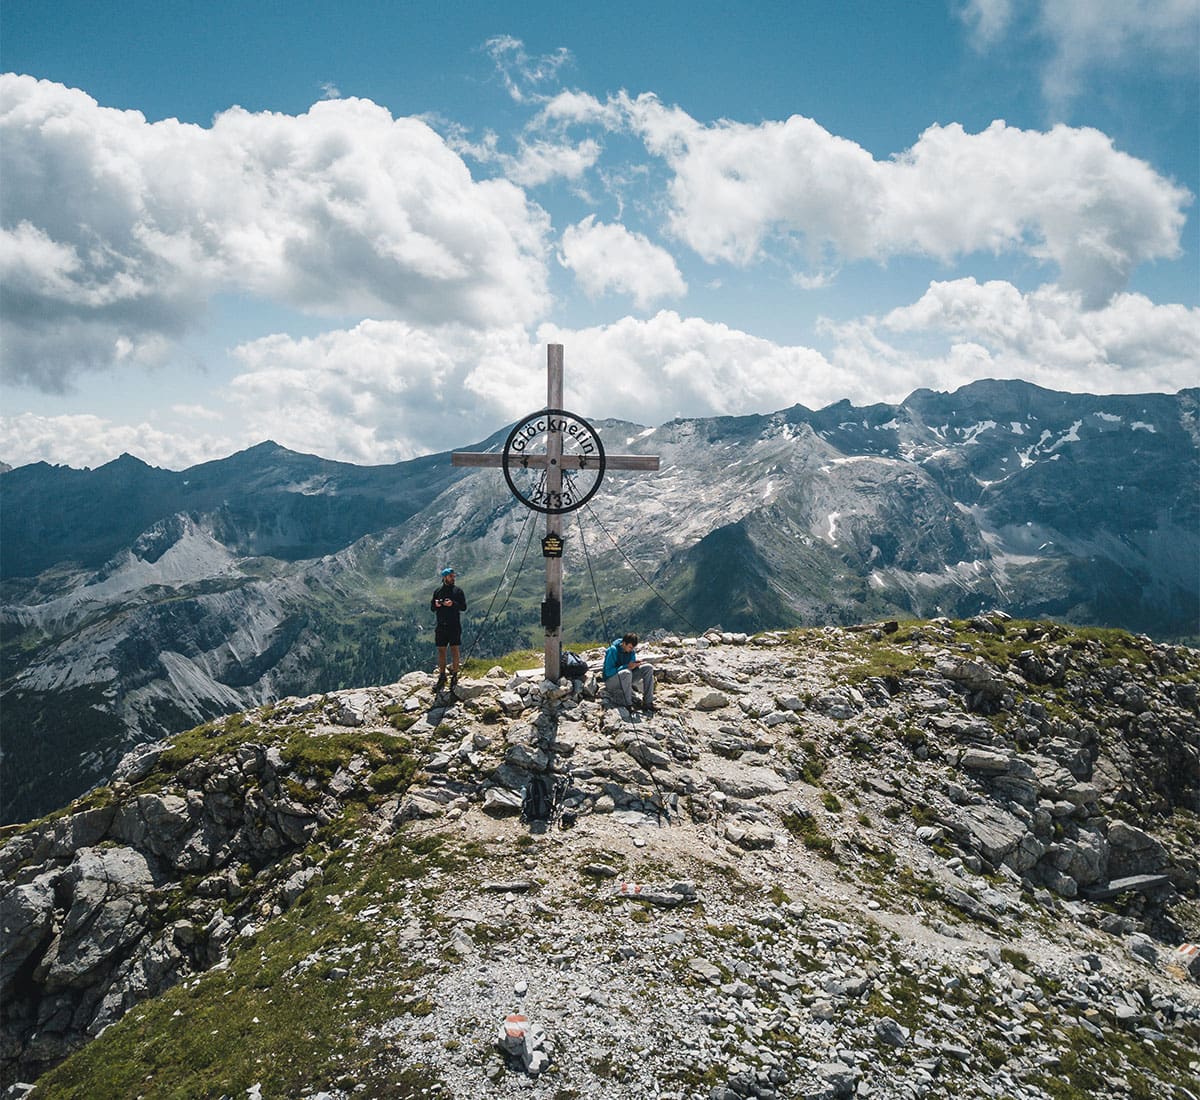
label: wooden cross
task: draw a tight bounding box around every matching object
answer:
[452,344,660,681]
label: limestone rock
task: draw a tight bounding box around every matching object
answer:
[2,620,1198,1096]
[688,958,722,984]
[497,691,525,715]
[0,876,56,990]
[952,804,1027,867]
[40,847,156,992]
[960,748,1011,774]
[1046,827,1109,887]
[725,820,775,850]
[1107,820,1168,878]
[712,767,787,799]
[936,656,1006,697]
[482,788,523,817]
[874,1016,909,1047]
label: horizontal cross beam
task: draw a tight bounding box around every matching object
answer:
[451,452,660,471]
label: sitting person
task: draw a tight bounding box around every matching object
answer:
[602,632,654,715]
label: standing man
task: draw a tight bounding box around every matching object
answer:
[603,632,654,716]
[431,567,467,691]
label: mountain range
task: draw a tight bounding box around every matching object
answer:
[2,379,1197,824]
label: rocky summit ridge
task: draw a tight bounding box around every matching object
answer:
[3,381,1198,828]
[2,616,1199,1099]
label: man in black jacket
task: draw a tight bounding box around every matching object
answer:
[431,567,467,691]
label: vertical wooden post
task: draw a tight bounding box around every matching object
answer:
[544,344,564,682]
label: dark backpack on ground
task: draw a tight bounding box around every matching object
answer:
[560,651,588,680]
[522,774,567,824]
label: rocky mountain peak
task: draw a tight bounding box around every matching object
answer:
[2,618,1197,1097]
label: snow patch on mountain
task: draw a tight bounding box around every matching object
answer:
[1048,420,1083,451]
[285,476,337,495]
[960,420,997,442]
[823,456,896,468]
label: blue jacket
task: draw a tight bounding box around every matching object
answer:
[603,637,637,679]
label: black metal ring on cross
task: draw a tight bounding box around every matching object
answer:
[501,408,607,514]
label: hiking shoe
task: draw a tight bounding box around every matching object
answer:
[642,705,655,717]
[434,672,447,692]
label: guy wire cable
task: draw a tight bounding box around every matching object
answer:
[461,475,544,661]
[574,507,610,643]
[581,501,705,638]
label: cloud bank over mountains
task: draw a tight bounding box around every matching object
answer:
[1,13,1196,472]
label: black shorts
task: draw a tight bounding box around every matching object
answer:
[435,624,462,647]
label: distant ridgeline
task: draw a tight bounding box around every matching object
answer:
[1,380,1197,823]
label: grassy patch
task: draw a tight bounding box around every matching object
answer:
[460,647,563,678]
[280,729,417,786]
[367,757,417,794]
[781,813,837,861]
[851,836,897,883]
[661,1062,723,1093]
[156,714,272,771]
[797,740,827,784]
[999,947,1031,972]
[32,830,470,1099]
[381,704,419,733]
[588,1052,634,1083]
[768,883,791,905]
[909,803,938,826]
[839,624,926,684]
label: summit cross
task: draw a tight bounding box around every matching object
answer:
[452,344,660,681]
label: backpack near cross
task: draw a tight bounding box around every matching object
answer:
[521,774,569,824]
[560,651,588,680]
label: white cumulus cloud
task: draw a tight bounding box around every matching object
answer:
[539,312,837,423]
[221,312,840,463]
[0,75,552,390]
[827,278,1200,398]
[559,217,686,310]
[956,1,1199,110]
[484,36,574,104]
[501,137,603,186]
[6,279,1194,471]
[621,96,1191,307]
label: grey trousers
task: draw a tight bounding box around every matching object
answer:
[606,664,654,708]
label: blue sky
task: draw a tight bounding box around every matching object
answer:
[2,0,1197,469]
